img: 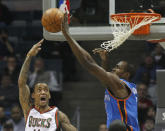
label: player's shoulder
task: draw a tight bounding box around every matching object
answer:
[120,79,136,88]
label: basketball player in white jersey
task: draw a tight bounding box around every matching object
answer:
[18,39,77,131]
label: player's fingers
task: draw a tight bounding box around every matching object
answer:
[61,13,67,28]
[35,43,42,49]
[95,48,104,54]
[32,44,42,52]
[64,13,68,23]
[33,45,40,50]
[39,38,44,42]
[92,49,98,54]
[93,48,100,51]
[37,39,44,46]
[103,50,108,54]
[35,48,41,54]
[97,48,103,51]
[93,48,101,52]
[92,51,99,54]
[34,41,43,49]
[92,49,96,52]
[37,48,41,51]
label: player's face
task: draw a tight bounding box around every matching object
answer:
[112,61,128,79]
[33,83,50,107]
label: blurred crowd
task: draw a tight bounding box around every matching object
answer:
[134,42,165,131]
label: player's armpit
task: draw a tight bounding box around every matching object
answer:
[106,73,130,98]
[58,111,77,131]
[92,67,129,98]
[88,64,117,86]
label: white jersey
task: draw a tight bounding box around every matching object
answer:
[25,107,58,131]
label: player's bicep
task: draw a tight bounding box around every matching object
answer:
[19,85,31,116]
[89,64,120,87]
[91,66,128,98]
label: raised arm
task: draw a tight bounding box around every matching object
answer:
[18,39,44,120]
[61,14,128,98]
[58,111,77,131]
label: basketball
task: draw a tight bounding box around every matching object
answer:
[41,8,64,33]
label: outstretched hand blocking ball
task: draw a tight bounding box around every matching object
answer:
[41,8,64,33]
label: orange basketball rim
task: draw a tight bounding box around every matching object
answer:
[111,12,161,35]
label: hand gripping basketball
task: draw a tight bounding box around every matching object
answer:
[61,13,69,34]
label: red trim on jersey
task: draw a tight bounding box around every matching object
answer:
[123,100,130,131]
[34,106,56,114]
[130,126,133,131]
[117,100,124,121]
[55,110,59,129]
[107,80,132,101]
[124,100,128,123]
[117,100,133,131]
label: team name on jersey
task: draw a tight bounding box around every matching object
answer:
[28,116,52,128]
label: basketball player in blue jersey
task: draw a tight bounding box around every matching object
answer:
[61,14,139,131]
[18,39,77,131]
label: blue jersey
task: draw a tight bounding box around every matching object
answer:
[104,79,139,131]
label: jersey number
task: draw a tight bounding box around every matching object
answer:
[34,130,40,131]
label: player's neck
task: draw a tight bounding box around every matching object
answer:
[122,76,130,82]
[35,105,50,113]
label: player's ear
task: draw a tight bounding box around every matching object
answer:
[48,92,51,99]
[125,72,130,79]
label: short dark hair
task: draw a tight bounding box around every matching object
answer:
[125,63,135,80]
[31,82,49,93]
[108,120,127,131]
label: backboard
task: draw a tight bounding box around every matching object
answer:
[43,0,165,41]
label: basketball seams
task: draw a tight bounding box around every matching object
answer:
[46,8,59,31]
[52,9,61,32]
[41,8,64,33]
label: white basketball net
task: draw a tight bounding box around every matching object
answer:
[101,15,159,52]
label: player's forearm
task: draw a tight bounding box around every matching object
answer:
[101,56,109,71]
[58,111,77,131]
[18,55,32,87]
[63,32,96,70]
[61,124,77,131]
